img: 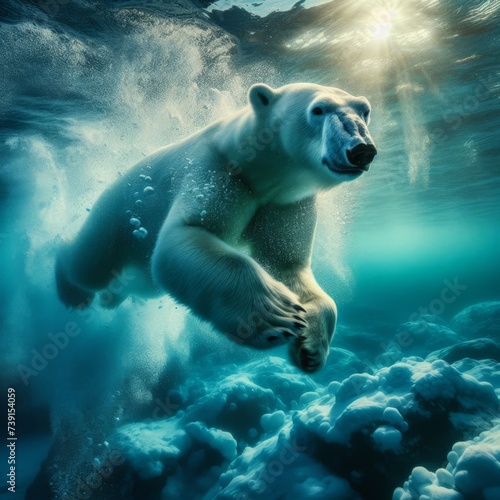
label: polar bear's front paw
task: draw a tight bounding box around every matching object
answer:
[256,299,309,348]
[261,325,302,346]
[289,322,331,373]
[295,336,328,372]
[237,280,309,348]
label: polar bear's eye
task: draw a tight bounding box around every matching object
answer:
[312,107,324,116]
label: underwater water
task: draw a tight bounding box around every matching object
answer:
[0,0,499,498]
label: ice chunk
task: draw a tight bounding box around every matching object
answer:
[454,442,500,496]
[410,466,435,487]
[299,392,319,406]
[330,398,385,443]
[328,381,341,395]
[111,421,187,480]
[261,411,286,432]
[383,407,406,430]
[436,468,454,488]
[372,425,402,452]
[105,356,498,499]
[186,422,237,462]
[396,425,500,499]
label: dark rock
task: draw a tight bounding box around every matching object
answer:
[413,314,448,326]
[427,338,500,363]
[396,320,462,357]
[451,301,500,341]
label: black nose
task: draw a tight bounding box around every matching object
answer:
[346,144,377,169]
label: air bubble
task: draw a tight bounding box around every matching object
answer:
[143,186,154,196]
[135,199,143,208]
[129,217,141,227]
[133,227,148,240]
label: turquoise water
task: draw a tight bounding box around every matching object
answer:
[0,0,499,498]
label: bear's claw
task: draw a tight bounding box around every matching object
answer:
[289,332,328,373]
[299,349,321,371]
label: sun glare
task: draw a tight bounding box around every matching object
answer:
[369,9,398,41]
[371,21,392,40]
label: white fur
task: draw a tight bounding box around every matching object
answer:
[56,83,376,372]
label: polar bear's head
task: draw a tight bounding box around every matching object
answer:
[248,83,377,188]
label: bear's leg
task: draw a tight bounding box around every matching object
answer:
[55,246,95,308]
[276,268,337,373]
[55,203,130,309]
[56,240,133,309]
[292,303,336,372]
[152,224,308,346]
[247,198,336,372]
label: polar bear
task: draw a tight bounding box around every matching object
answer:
[56,83,377,372]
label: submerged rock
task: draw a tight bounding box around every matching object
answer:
[428,338,500,364]
[109,356,319,497]
[395,319,463,357]
[395,424,500,500]
[451,302,500,341]
[109,356,498,499]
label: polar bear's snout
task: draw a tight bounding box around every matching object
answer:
[346,143,377,170]
[321,110,377,176]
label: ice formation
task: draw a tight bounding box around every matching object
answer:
[107,352,499,499]
[394,424,500,500]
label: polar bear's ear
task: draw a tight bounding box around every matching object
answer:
[248,83,276,111]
